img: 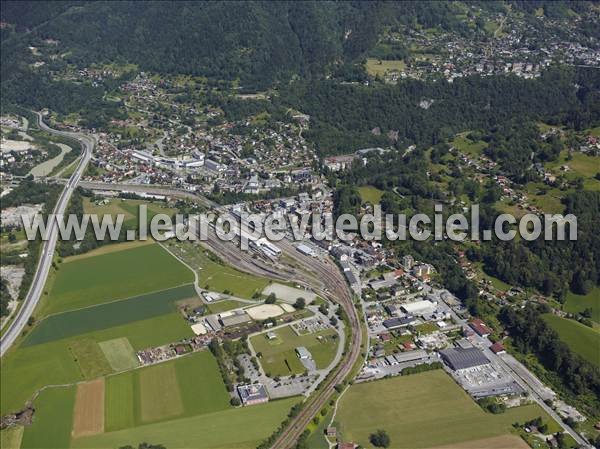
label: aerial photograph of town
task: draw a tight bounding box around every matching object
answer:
[0,1,599,449]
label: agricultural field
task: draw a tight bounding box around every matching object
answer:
[336,370,560,448]
[542,314,600,368]
[20,386,76,449]
[1,313,193,414]
[0,426,24,449]
[72,397,299,449]
[365,58,406,77]
[358,185,384,205]
[72,379,105,438]
[98,338,139,372]
[82,197,177,229]
[251,325,338,377]
[43,242,193,315]
[102,350,230,430]
[165,240,270,298]
[25,284,197,345]
[563,287,600,324]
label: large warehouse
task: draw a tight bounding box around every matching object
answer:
[401,299,436,315]
[440,347,491,371]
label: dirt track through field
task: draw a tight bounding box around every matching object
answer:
[72,378,105,438]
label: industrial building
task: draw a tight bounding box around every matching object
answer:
[296,243,316,257]
[401,300,436,316]
[237,384,269,406]
[440,347,490,371]
[219,310,251,327]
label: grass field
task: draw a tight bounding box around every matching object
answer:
[451,133,488,157]
[365,58,406,77]
[68,338,113,379]
[2,313,192,414]
[545,151,600,191]
[139,362,184,423]
[102,351,230,430]
[99,337,139,372]
[358,185,384,204]
[21,386,76,449]
[165,241,270,299]
[43,242,193,315]
[0,426,24,449]
[251,325,338,376]
[543,314,600,367]
[82,198,176,229]
[72,397,299,449]
[336,370,561,448]
[563,287,600,324]
[208,299,248,314]
[26,284,196,346]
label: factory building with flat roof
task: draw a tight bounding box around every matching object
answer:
[440,347,490,371]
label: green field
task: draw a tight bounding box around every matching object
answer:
[165,241,270,299]
[365,58,406,77]
[43,242,193,314]
[26,284,196,346]
[545,151,600,191]
[83,198,176,229]
[69,338,113,378]
[20,386,76,449]
[102,351,230,430]
[73,397,299,449]
[0,426,24,449]
[358,185,384,205]
[99,337,139,372]
[543,314,600,367]
[105,372,136,431]
[1,313,193,414]
[451,133,488,157]
[208,299,248,314]
[336,370,561,448]
[251,325,338,376]
[563,287,600,324]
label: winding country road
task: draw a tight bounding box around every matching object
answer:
[0,113,94,357]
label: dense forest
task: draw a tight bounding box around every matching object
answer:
[281,66,600,155]
[483,191,600,300]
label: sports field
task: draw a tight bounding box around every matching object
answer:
[43,242,193,314]
[336,370,560,448]
[563,287,600,324]
[72,397,299,449]
[251,325,338,376]
[26,284,196,346]
[543,314,600,367]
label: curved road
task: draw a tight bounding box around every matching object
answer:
[0,113,93,357]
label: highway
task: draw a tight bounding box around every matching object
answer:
[0,113,94,357]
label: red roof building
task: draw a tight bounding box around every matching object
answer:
[490,342,506,354]
[469,318,492,337]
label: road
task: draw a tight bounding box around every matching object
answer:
[0,113,94,357]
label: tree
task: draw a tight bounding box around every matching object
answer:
[318,303,329,315]
[265,293,277,304]
[369,429,390,448]
[294,297,306,309]
[230,397,241,406]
